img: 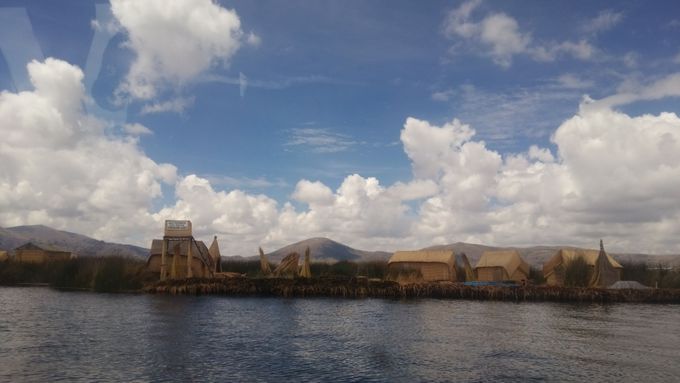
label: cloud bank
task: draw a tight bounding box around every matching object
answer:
[3,57,680,256]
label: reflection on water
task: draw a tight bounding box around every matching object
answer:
[1,287,679,382]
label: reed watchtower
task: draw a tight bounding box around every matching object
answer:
[159,220,215,281]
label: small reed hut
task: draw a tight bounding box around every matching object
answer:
[0,250,8,262]
[543,241,622,288]
[387,250,473,283]
[14,242,71,263]
[474,250,529,283]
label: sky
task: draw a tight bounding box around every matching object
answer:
[1,0,680,256]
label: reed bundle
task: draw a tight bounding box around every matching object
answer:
[143,278,680,303]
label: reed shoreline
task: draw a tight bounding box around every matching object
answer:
[143,277,680,303]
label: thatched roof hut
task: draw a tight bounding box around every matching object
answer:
[590,241,623,287]
[0,250,8,262]
[474,250,529,283]
[387,250,473,283]
[14,242,71,263]
[543,246,622,287]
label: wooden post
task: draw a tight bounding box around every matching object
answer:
[187,238,193,278]
[171,243,178,279]
[160,238,167,281]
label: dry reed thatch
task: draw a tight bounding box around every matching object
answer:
[259,247,272,276]
[299,247,312,278]
[273,252,300,277]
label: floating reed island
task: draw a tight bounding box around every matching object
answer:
[143,277,680,304]
[138,220,680,303]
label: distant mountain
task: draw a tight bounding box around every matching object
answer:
[260,237,391,263]
[0,225,148,258]
[5,224,674,266]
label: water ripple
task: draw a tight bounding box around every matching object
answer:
[1,289,679,382]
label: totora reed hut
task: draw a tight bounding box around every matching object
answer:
[474,250,529,283]
[543,241,622,288]
[387,250,474,283]
[13,242,72,263]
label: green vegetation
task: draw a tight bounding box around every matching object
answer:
[356,260,388,279]
[311,260,358,278]
[4,254,678,294]
[621,261,680,289]
[220,259,269,277]
[384,264,422,282]
[563,256,590,287]
[529,266,546,285]
[220,259,388,279]
[0,256,154,292]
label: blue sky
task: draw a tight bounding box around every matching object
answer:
[2,0,680,255]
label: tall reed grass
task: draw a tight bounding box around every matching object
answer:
[0,256,154,292]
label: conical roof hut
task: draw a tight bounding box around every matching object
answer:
[590,240,623,287]
[387,250,472,283]
[543,242,622,287]
[474,250,529,283]
[208,236,222,273]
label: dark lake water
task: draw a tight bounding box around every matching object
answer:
[1,287,679,382]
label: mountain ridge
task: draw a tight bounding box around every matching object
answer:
[259,237,391,263]
[256,238,680,267]
[2,225,678,267]
[0,225,148,258]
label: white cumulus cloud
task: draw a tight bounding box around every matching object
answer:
[0,58,176,244]
[3,59,680,256]
[144,106,680,254]
[155,175,279,247]
[111,0,246,100]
